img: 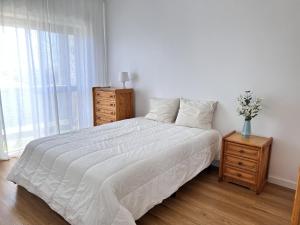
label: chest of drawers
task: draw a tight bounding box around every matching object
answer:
[93,87,134,125]
[219,131,273,194]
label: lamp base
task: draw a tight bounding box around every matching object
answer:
[122,82,126,89]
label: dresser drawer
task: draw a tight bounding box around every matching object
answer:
[224,155,257,172]
[94,91,116,100]
[95,114,116,121]
[96,111,116,119]
[223,166,256,184]
[225,143,259,160]
[95,119,114,125]
[95,99,116,108]
[95,107,116,116]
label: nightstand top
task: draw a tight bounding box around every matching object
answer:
[225,131,272,148]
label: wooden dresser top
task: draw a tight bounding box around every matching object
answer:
[93,87,133,93]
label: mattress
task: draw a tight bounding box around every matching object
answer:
[7,117,220,225]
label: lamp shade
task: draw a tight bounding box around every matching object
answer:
[119,72,129,82]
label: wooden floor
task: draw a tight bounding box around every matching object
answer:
[0,159,294,225]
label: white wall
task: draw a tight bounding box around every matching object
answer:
[106,0,300,189]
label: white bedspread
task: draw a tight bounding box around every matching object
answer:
[7,118,220,225]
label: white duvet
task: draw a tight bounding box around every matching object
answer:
[8,118,220,225]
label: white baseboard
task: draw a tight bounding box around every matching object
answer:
[268,176,296,190]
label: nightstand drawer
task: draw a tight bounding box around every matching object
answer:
[225,143,259,160]
[95,91,116,100]
[223,166,255,184]
[224,155,257,172]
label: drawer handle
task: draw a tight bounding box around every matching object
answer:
[236,173,242,177]
[110,103,115,107]
[238,162,243,166]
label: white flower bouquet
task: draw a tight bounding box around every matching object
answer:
[237,91,262,121]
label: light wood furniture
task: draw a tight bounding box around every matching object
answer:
[219,131,273,194]
[291,168,300,225]
[93,87,134,126]
[0,160,294,225]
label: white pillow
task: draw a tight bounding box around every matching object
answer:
[145,98,180,123]
[175,98,217,129]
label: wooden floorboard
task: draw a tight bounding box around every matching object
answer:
[0,159,294,225]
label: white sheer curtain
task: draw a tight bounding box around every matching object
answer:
[0,0,107,159]
[0,90,8,160]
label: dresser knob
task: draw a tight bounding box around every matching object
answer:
[238,162,243,166]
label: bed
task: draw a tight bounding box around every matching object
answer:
[7,117,220,225]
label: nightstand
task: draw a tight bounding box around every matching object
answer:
[219,131,273,194]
